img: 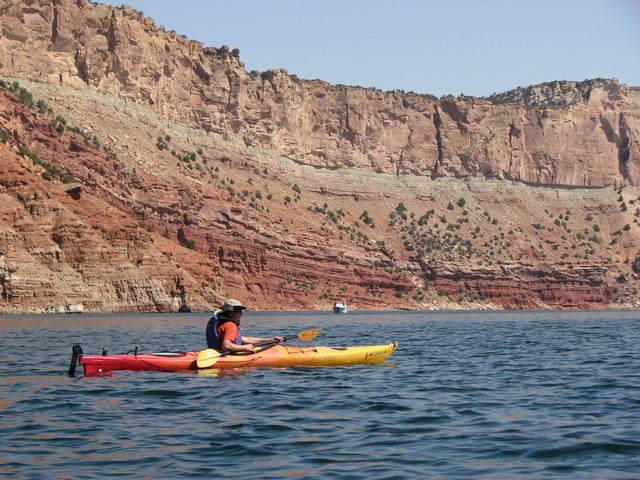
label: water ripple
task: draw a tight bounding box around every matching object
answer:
[1,311,640,478]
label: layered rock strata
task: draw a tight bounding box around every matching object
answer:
[0,0,638,313]
[0,0,638,188]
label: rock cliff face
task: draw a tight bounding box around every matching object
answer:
[1,0,638,188]
[0,125,226,313]
[0,0,638,313]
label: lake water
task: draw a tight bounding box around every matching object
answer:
[1,309,639,479]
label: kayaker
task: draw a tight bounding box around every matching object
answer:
[206,299,284,353]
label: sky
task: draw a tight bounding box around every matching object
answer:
[101,0,640,98]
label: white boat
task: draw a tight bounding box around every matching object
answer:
[333,302,348,313]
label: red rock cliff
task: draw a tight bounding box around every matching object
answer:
[0,0,638,313]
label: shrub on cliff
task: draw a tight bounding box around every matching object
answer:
[17,87,34,108]
[359,210,374,227]
[51,116,66,134]
[18,144,61,179]
[36,99,51,114]
[1,81,33,107]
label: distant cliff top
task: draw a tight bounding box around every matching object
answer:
[0,0,638,189]
[486,78,628,107]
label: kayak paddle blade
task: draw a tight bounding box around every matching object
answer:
[298,328,320,341]
[196,348,222,368]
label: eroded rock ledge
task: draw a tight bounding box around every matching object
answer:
[0,0,638,188]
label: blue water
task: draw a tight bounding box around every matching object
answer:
[1,310,640,479]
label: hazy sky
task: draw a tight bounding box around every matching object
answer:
[101,0,640,98]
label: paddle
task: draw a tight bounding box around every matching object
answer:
[196,327,320,368]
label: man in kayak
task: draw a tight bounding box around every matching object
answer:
[206,299,284,353]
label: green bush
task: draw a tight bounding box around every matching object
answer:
[359,210,374,226]
[395,202,407,214]
[36,99,51,114]
[18,144,62,179]
[18,88,34,107]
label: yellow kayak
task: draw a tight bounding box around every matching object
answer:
[72,342,398,375]
[208,342,399,369]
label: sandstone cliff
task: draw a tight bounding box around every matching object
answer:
[0,111,226,313]
[0,0,638,313]
[1,0,638,188]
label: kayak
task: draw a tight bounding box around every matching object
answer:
[69,342,398,376]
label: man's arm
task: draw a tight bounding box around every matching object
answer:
[219,322,254,353]
[222,338,255,353]
[241,335,284,344]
